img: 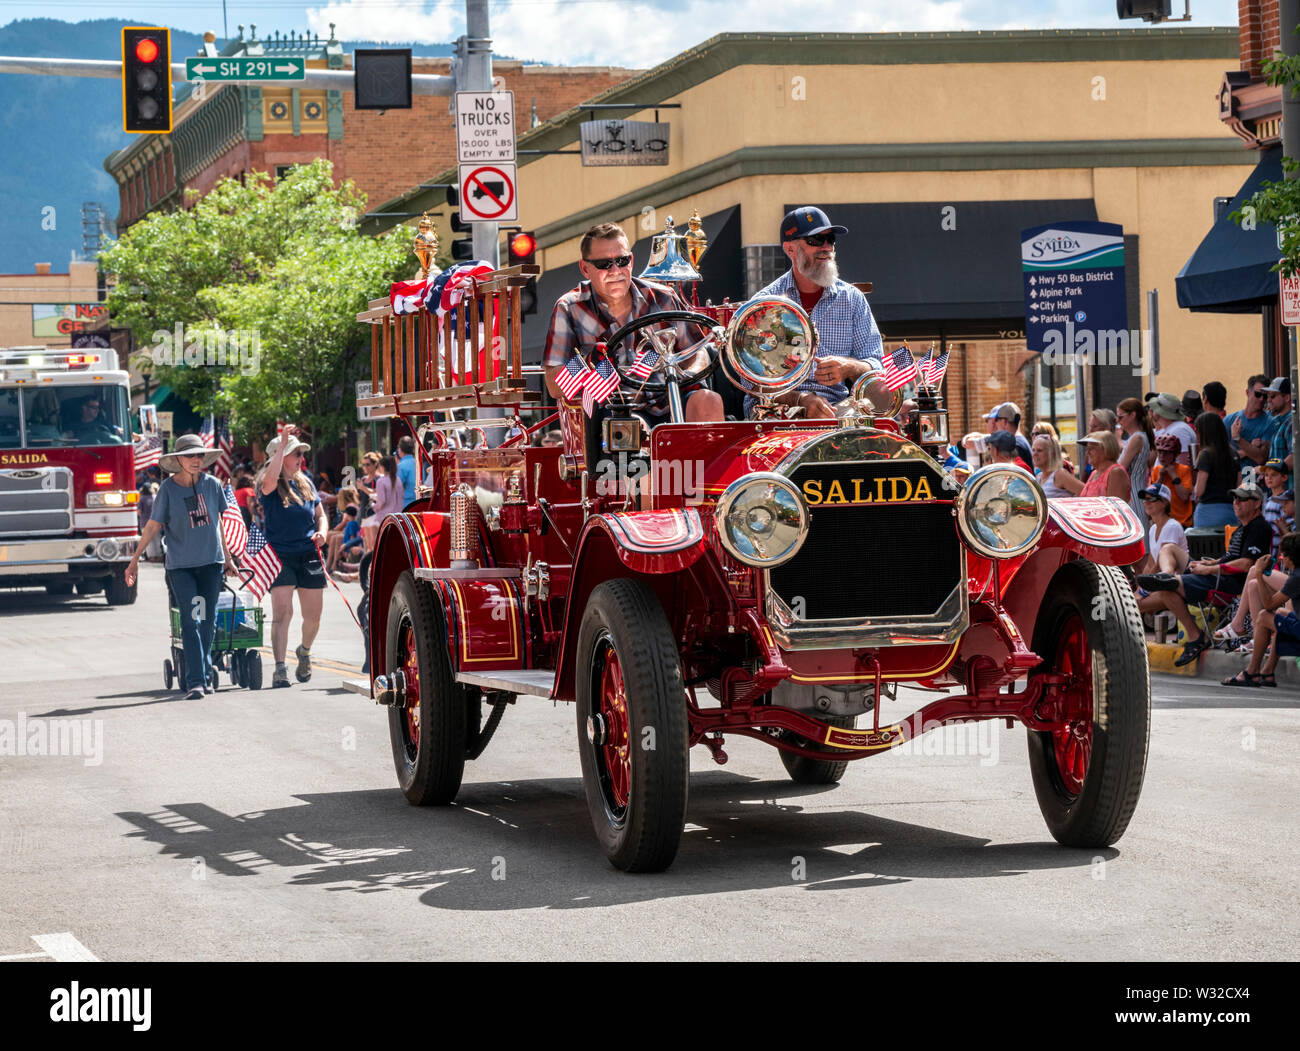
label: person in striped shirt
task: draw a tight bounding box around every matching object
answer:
[749,206,884,419]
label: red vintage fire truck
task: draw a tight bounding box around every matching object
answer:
[0,346,139,604]
[351,265,1150,873]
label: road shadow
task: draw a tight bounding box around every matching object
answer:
[0,591,117,615]
[115,772,1112,911]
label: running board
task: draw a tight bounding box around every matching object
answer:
[456,669,555,697]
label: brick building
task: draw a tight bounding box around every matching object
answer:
[103,26,638,229]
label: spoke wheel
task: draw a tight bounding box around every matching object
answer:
[1028,560,1150,847]
[576,579,689,872]
[385,570,466,806]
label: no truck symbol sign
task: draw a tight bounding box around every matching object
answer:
[458,163,518,223]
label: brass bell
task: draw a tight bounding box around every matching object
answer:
[639,214,702,284]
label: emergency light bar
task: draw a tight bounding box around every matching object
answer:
[0,347,103,369]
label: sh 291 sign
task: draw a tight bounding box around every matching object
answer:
[579,120,669,167]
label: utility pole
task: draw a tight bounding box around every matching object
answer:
[1284,0,1300,469]
[459,0,498,267]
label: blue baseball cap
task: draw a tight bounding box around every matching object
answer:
[780,206,848,243]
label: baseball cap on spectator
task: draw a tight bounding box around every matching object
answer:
[1147,392,1186,421]
[1140,483,1172,506]
[1154,433,1180,453]
[1265,375,1292,394]
[987,430,1018,455]
[1181,390,1204,419]
[1229,483,1264,501]
[986,402,1021,422]
[1202,381,1227,410]
[779,206,848,242]
[1264,457,1290,475]
[344,504,358,517]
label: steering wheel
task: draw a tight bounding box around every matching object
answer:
[602,310,724,394]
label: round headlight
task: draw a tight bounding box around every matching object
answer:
[715,472,809,568]
[955,465,1047,559]
[721,297,818,397]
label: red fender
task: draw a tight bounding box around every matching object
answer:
[551,508,735,701]
[1042,497,1145,566]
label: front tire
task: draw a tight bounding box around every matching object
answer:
[104,568,136,606]
[1028,560,1150,847]
[386,570,467,806]
[576,579,689,872]
[244,652,263,691]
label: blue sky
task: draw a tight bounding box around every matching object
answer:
[0,1,1241,65]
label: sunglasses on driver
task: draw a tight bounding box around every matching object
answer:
[584,254,633,270]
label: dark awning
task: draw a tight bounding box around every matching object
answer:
[787,198,1098,324]
[1175,146,1281,313]
[524,205,744,362]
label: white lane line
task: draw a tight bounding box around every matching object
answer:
[30,932,98,961]
[0,951,49,960]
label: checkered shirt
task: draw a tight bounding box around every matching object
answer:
[543,277,691,369]
[752,270,884,405]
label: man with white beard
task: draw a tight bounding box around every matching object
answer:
[750,206,884,418]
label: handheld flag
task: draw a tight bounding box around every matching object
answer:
[220,482,248,558]
[240,522,282,602]
[133,434,162,472]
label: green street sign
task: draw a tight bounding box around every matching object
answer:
[185,56,305,82]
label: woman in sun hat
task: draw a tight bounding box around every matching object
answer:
[256,426,328,688]
[1077,430,1130,500]
[125,433,236,700]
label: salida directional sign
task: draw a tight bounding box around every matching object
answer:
[1021,221,1127,356]
[185,56,305,82]
[456,90,515,163]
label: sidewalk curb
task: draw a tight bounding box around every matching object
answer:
[1146,640,1300,685]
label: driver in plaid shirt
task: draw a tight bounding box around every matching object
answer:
[543,222,724,422]
[749,206,884,419]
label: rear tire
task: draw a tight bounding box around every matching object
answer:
[1027,560,1150,847]
[105,568,136,606]
[386,570,467,806]
[576,579,689,872]
[779,715,856,785]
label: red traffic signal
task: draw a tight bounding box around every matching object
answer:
[508,231,537,265]
[121,27,172,134]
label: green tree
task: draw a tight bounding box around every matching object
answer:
[99,159,412,445]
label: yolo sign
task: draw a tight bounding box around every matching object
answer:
[456,91,515,163]
[1022,221,1128,360]
[185,56,305,82]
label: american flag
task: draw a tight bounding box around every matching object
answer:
[199,415,216,448]
[582,352,621,415]
[556,353,593,400]
[389,278,428,315]
[920,349,950,388]
[133,434,162,472]
[220,482,248,559]
[215,422,234,482]
[629,343,661,380]
[883,346,919,392]
[240,521,282,602]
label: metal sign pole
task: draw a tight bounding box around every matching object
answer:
[464,0,498,267]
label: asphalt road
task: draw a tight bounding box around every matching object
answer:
[0,562,1295,961]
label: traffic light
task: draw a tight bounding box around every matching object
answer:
[121,27,172,134]
[449,209,475,262]
[507,231,538,316]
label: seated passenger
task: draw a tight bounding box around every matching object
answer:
[747,207,883,419]
[542,221,724,424]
